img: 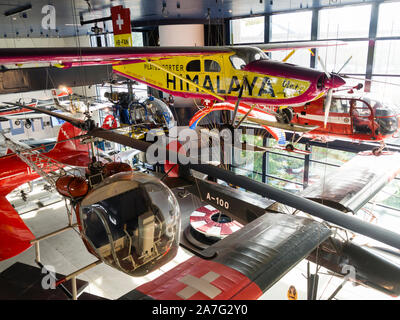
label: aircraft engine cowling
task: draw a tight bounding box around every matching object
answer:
[78,171,181,277]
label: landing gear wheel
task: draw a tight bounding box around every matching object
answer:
[285,144,294,152]
[277,108,294,124]
[372,147,382,156]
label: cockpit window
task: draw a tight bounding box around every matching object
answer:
[230,56,246,70]
[186,59,201,72]
[329,98,348,113]
[204,60,221,72]
[229,46,267,70]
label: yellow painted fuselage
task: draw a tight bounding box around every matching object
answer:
[112,53,318,105]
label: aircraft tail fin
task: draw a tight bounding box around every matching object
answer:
[45,122,90,167]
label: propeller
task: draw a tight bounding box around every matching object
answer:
[317,55,333,128]
[317,55,352,128]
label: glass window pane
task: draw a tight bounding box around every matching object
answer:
[132,32,143,46]
[204,60,221,72]
[319,5,371,39]
[270,11,312,42]
[186,60,201,72]
[234,168,263,183]
[316,41,368,74]
[266,176,303,194]
[311,146,355,166]
[375,179,400,209]
[377,2,400,37]
[309,161,339,185]
[270,48,311,68]
[236,133,264,174]
[231,16,265,44]
[369,76,400,106]
[373,40,400,74]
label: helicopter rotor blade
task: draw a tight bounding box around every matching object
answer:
[87,127,151,153]
[339,75,400,88]
[2,101,88,130]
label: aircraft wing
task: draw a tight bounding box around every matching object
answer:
[0,196,34,261]
[0,47,233,67]
[119,212,330,300]
[300,152,400,213]
[256,40,346,52]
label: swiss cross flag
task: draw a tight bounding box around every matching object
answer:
[102,115,118,130]
[201,99,215,108]
[111,5,132,35]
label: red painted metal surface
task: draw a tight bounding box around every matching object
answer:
[135,255,263,300]
[0,122,91,261]
[0,196,35,261]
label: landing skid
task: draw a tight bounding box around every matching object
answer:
[275,144,311,155]
[253,144,311,155]
[359,141,390,156]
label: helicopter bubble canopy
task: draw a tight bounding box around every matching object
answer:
[130,97,176,129]
[79,171,180,277]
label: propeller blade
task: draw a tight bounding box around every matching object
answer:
[324,88,333,128]
[336,56,352,74]
[317,55,331,79]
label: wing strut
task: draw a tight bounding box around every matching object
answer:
[230,80,246,127]
[234,104,256,129]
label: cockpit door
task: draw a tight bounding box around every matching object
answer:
[348,99,375,137]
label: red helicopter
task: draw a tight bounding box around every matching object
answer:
[189,92,400,156]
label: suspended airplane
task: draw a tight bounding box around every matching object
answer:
[189,92,400,155]
[1,101,400,300]
[0,3,346,119]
